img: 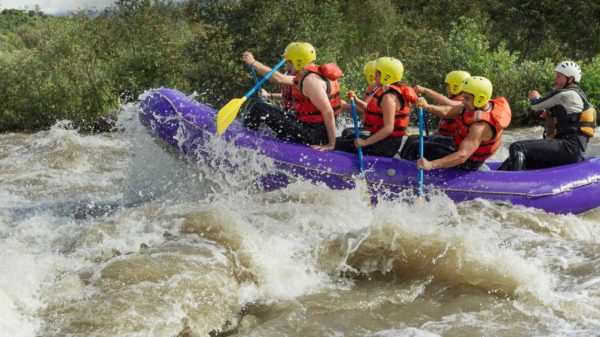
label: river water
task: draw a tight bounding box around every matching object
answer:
[1,103,599,337]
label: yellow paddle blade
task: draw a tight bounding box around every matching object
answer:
[216,96,248,135]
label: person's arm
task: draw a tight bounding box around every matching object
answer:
[302,74,337,150]
[417,122,490,170]
[260,90,283,102]
[530,89,584,118]
[529,89,565,112]
[356,93,397,147]
[354,99,367,112]
[529,89,560,112]
[344,91,366,114]
[421,99,462,119]
[415,85,461,106]
[242,51,294,86]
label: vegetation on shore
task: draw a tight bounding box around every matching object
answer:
[0,0,599,132]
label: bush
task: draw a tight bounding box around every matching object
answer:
[0,16,117,131]
[0,1,598,132]
[582,56,600,108]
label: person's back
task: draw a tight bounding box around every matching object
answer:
[242,42,342,151]
[291,63,342,125]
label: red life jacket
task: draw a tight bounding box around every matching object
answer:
[453,97,512,162]
[363,84,417,137]
[281,84,293,109]
[363,85,384,113]
[362,84,377,101]
[437,95,463,137]
[292,64,342,123]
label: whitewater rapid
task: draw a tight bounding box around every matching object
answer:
[0,103,599,337]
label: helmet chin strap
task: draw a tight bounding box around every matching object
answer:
[563,77,575,89]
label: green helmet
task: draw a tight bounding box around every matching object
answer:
[375,57,404,85]
[461,76,493,108]
[284,42,316,71]
[363,61,376,85]
[445,70,471,95]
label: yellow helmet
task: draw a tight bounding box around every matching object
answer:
[363,61,376,85]
[375,57,404,85]
[284,42,316,71]
[444,70,471,95]
[461,76,493,108]
[284,42,298,53]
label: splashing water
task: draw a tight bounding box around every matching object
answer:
[0,101,599,337]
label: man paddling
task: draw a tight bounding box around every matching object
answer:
[404,76,512,171]
[399,70,471,159]
[242,42,342,150]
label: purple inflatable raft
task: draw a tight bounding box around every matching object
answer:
[140,88,600,214]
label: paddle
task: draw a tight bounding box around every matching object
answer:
[350,98,365,173]
[423,110,429,136]
[417,101,425,198]
[351,97,372,205]
[248,64,267,102]
[217,58,286,135]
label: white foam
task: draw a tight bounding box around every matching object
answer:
[1,108,599,336]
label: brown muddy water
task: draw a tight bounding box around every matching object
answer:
[0,108,599,337]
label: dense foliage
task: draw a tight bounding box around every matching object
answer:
[0,0,599,132]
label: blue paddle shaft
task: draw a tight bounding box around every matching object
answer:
[245,59,286,99]
[418,105,424,197]
[248,65,259,84]
[350,99,365,172]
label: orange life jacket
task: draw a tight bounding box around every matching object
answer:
[437,95,463,137]
[364,84,417,137]
[292,64,342,123]
[453,97,512,162]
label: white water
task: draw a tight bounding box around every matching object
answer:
[0,103,599,337]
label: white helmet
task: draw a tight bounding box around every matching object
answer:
[555,61,581,83]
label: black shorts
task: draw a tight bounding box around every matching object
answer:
[245,99,329,145]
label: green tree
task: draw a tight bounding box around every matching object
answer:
[0,1,599,131]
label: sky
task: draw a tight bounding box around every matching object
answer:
[0,0,115,14]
